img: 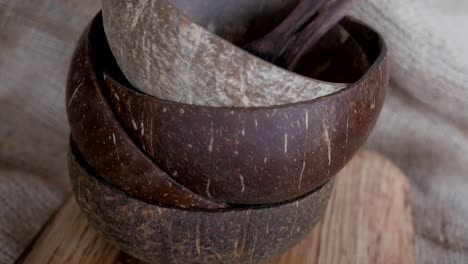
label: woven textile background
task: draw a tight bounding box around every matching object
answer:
[1,0,467,263]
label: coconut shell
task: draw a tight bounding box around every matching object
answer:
[98,17,388,204]
[102,0,347,107]
[66,16,226,209]
[69,145,333,264]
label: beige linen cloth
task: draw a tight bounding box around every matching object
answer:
[0,0,467,263]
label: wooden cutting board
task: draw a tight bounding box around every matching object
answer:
[20,150,415,264]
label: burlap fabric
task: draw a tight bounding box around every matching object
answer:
[1,0,467,263]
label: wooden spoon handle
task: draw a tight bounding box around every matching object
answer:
[285,0,359,70]
[243,0,325,63]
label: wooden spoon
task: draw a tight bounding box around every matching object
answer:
[285,0,359,70]
[243,0,358,70]
[243,0,325,63]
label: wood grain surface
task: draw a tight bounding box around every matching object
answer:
[21,150,415,264]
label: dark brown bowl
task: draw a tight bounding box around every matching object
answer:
[67,13,387,205]
[100,17,388,204]
[69,143,333,264]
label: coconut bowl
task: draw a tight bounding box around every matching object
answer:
[69,142,333,264]
[66,9,387,264]
[72,14,388,204]
[102,0,350,107]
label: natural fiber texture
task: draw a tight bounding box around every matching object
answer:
[0,168,62,263]
[0,0,467,263]
[0,1,100,263]
[351,1,468,263]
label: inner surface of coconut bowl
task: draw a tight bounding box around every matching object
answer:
[102,0,386,107]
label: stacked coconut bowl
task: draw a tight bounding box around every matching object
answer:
[66,0,388,263]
